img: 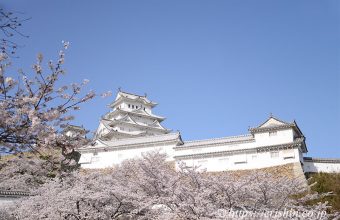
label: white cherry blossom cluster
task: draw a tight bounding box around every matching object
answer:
[0,42,109,167]
[2,152,337,220]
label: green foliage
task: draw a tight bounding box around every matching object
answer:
[39,154,52,161]
[307,172,340,212]
[46,172,56,178]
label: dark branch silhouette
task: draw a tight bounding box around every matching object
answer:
[0,8,30,56]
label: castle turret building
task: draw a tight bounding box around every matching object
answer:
[95,91,170,141]
[78,91,340,174]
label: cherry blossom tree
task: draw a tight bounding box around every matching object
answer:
[1,43,91,156]
[0,150,64,191]
[3,152,337,220]
[0,41,114,182]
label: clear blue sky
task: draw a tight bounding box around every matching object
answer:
[3,0,340,158]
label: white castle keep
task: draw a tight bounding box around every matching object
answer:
[78,91,340,173]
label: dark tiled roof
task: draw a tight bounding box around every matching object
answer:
[0,190,30,198]
[304,157,340,164]
[249,124,295,133]
[109,91,158,108]
[257,116,290,127]
[63,124,87,133]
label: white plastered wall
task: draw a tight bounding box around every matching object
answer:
[80,143,176,169]
[303,162,340,173]
[253,129,293,146]
[175,148,300,172]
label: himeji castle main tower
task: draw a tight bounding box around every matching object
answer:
[95,90,171,140]
[78,90,340,174]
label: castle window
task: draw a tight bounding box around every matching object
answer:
[270,151,279,158]
[219,157,229,163]
[283,149,295,159]
[269,131,277,136]
[197,160,208,166]
[91,156,100,163]
[234,161,247,164]
[193,148,202,153]
[128,104,131,108]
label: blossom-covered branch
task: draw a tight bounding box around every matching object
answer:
[0,42,107,165]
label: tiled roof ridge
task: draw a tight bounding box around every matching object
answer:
[185,134,253,144]
[104,131,179,142]
[78,132,182,151]
[97,120,137,138]
[256,115,291,128]
[116,114,138,124]
[0,190,30,197]
[100,119,115,130]
[66,124,84,129]
[108,109,165,120]
[118,90,147,98]
[130,108,164,119]
[116,91,157,105]
[107,116,168,131]
[82,132,181,150]
[249,124,296,132]
[304,157,340,163]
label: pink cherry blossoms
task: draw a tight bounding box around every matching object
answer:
[0,43,101,170]
[1,152,338,220]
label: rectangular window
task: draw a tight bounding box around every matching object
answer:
[252,155,257,160]
[234,161,247,164]
[193,148,202,153]
[128,104,131,108]
[283,150,295,159]
[234,154,247,163]
[284,156,294,160]
[197,160,208,165]
[93,152,98,156]
[269,131,277,136]
[219,157,229,161]
[91,156,100,163]
[270,151,279,158]
[219,157,229,163]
